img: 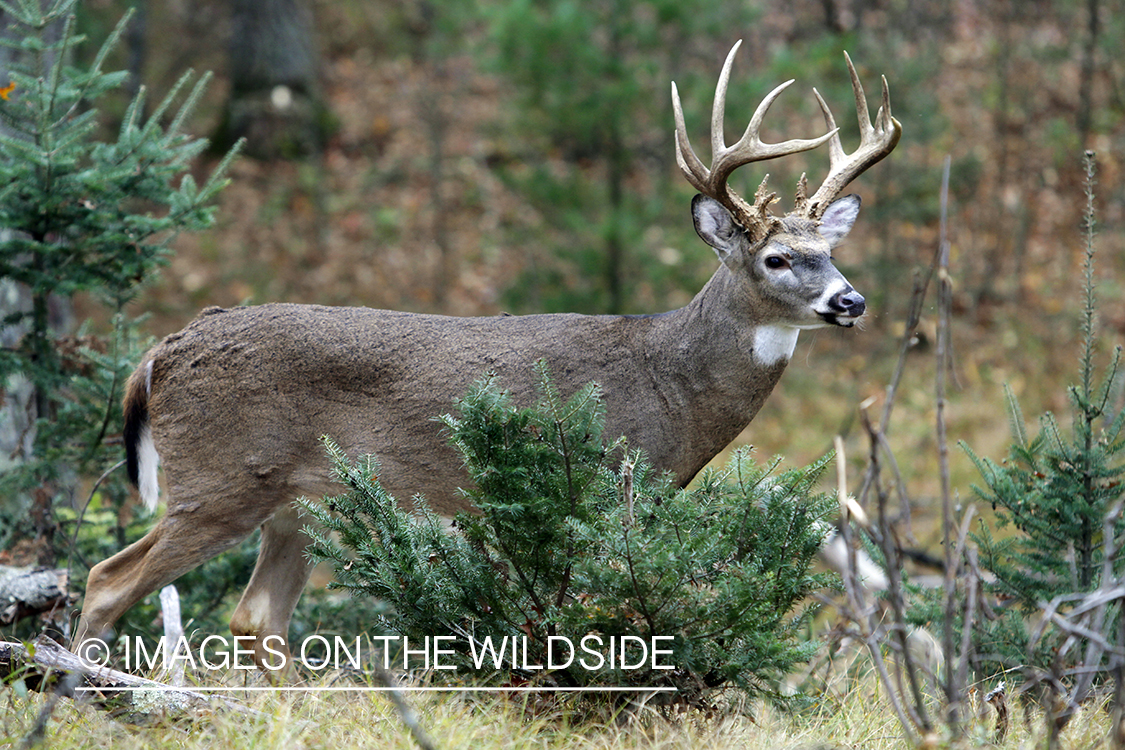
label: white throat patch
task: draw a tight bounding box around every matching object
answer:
[753,325,800,366]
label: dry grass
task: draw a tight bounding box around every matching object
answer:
[0,665,1115,750]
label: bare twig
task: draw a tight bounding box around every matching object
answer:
[621,453,636,529]
[369,659,440,750]
[857,410,932,732]
[1062,454,1125,725]
[830,438,921,745]
[1110,581,1125,748]
[934,154,963,735]
[833,437,868,623]
[856,215,946,532]
[63,458,126,596]
[1029,505,1125,731]
[955,547,980,704]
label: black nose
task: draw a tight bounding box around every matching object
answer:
[830,289,866,318]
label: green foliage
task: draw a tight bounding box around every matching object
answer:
[0,0,238,628]
[303,363,836,706]
[0,1,238,312]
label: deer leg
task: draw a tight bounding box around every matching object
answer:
[229,502,317,673]
[75,510,258,652]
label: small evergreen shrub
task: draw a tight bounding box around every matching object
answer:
[0,0,238,523]
[0,0,239,555]
[303,362,837,707]
[963,153,1124,680]
[911,152,1125,684]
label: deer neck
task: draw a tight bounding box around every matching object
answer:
[665,263,801,369]
[637,265,796,479]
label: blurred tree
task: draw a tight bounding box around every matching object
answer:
[0,0,70,504]
[213,0,330,159]
[486,0,758,315]
[400,0,478,310]
[0,0,238,563]
[1077,0,1098,149]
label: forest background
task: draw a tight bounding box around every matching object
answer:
[3,0,1125,584]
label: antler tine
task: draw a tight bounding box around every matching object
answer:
[876,73,896,134]
[846,51,873,138]
[672,81,710,193]
[811,87,846,176]
[804,51,902,219]
[672,40,838,238]
[709,41,742,164]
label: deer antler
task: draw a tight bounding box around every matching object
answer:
[801,51,902,220]
[672,40,837,241]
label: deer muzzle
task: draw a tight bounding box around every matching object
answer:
[822,288,866,326]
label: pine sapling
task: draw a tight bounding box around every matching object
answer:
[303,363,837,708]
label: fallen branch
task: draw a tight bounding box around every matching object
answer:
[0,636,261,720]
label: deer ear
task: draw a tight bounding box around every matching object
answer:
[692,194,745,265]
[818,194,861,248]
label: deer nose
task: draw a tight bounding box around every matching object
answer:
[830,289,866,318]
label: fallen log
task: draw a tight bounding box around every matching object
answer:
[0,635,261,721]
[0,566,72,625]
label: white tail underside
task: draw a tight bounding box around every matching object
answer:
[138,423,160,513]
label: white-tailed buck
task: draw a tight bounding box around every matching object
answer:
[76,42,900,668]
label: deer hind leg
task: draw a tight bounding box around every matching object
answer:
[229,501,317,673]
[75,509,261,653]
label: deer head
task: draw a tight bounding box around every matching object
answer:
[672,42,901,352]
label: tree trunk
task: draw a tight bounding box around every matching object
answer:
[215,0,328,159]
[0,7,73,564]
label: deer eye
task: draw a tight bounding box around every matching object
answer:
[764,255,789,270]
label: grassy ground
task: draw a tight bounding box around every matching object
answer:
[0,663,1114,749]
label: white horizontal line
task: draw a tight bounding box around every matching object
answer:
[74,686,678,693]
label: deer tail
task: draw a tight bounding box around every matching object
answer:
[123,359,160,513]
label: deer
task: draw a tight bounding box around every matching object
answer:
[74,41,900,670]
